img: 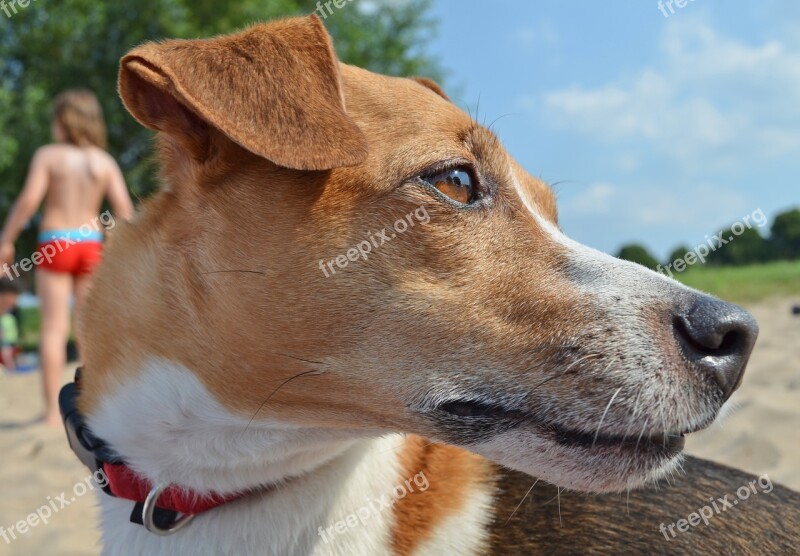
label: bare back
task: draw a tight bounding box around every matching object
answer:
[38,143,118,230]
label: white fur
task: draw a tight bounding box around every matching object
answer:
[88,359,411,555]
[508,165,680,294]
[415,487,495,555]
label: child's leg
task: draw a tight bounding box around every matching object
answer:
[1,345,15,370]
[36,269,72,426]
[73,273,94,354]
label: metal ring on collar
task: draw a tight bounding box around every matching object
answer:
[142,483,196,536]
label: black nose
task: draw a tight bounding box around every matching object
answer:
[674,296,759,399]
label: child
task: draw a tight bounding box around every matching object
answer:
[0,89,133,424]
[0,276,20,371]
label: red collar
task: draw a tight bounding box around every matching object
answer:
[102,462,243,515]
[59,368,247,534]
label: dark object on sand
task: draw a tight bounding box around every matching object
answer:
[792,305,800,316]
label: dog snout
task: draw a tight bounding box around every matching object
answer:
[673,296,759,399]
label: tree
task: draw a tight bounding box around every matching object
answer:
[724,227,768,265]
[769,208,800,260]
[616,244,660,271]
[0,0,443,212]
[704,227,770,266]
[667,245,692,267]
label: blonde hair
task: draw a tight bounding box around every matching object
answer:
[52,89,107,149]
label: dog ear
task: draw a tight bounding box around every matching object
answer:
[118,15,368,170]
[411,77,451,102]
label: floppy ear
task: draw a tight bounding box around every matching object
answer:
[411,77,451,102]
[118,15,368,170]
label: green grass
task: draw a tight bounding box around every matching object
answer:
[19,307,42,351]
[673,260,800,304]
[18,307,77,353]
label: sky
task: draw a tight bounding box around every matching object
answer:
[428,0,800,259]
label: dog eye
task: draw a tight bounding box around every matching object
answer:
[421,167,481,205]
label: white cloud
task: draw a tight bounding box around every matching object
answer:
[615,153,640,173]
[562,181,749,227]
[539,18,800,172]
[565,182,618,215]
[513,21,560,49]
[628,183,749,227]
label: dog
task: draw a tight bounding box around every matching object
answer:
[64,14,800,555]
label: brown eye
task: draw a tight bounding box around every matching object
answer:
[421,167,480,205]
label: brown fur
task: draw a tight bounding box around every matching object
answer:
[77,15,800,554]
[491,456,800,554]
[119,16,367,170]
[80,19,575,436]
[392,436,493,554]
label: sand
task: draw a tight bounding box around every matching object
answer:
[0,362,101,556]
[685,296,800,487]
[0,297,798,555]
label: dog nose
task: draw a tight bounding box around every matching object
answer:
[674,296,758,399]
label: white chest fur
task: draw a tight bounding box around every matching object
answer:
[87,360,406,555]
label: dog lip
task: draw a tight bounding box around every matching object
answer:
[435,399,688,453]
[437,399,522,420]
[545,426,686,452]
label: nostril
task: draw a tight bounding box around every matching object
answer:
[673,315,705,353]
[716,329,743,357]
[674,314,744,357]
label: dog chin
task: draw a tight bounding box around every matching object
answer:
[471,429,686,494]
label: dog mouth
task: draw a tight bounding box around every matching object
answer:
[436,399,688,455]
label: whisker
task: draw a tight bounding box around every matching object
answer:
[487,112,518,132]
[635,418,650,452]
[626,487,631,515]
[622,386,644,442]
[379,436,438,455]
[557,487,563,527]
[549,179,588,188]
[531,372,565,390]
[505,479,539,525]
[530,349,601,389]
[273,352,329,366]
[562,353,603,373]
[592,385,622,447]
[527,343,581,355]
[201,269,267,276]
[244,369,327,431]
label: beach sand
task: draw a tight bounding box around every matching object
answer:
[685,296,800,488]
[1,297,798,555]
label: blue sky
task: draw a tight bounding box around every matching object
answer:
[428,0,800,259]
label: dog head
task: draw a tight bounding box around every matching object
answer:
[82,15,758,493]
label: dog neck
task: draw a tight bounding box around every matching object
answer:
[86,358,378,494]
[86,358,414,554]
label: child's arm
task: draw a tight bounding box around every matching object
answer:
[105,158,134,222]
[0,148,51,265]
